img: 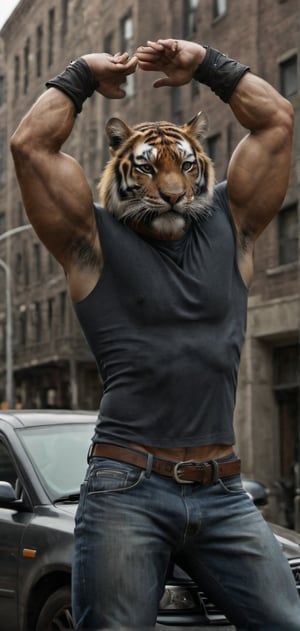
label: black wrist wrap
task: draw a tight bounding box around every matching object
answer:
[193,46,250,102]
[45,58,97,114]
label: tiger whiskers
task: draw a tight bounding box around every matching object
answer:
[121,206,158,226]
[106,191,213,228]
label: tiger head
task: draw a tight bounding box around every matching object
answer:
[98,112,215,240]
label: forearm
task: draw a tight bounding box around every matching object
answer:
[11,57,96,157]
[228,71,294,135]
[192,44,293,134]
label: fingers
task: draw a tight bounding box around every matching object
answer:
[141,39,180,55]
[113,53,138,74]
[112,88,126,99]
[113,52,129,62]
[135,48,160,66]
[143,40,165,52]
[152,78,171,89]
[156,38,180,52]
[135,38,182,74]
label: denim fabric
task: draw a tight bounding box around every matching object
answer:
[72,455,300,630]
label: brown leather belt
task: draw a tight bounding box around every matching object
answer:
[89,443,241,484]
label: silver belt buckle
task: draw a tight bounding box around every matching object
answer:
[174,460,197,484]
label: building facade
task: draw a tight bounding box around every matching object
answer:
[0,0,299,527]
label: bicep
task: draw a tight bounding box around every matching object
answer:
[13,148,96,269]
[227,125,292,239]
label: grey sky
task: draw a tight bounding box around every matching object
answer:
[0,0,20,30]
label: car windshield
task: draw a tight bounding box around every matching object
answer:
[17,423,94,502]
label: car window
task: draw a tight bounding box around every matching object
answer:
[0,440,18,488]
[17,423,94,501]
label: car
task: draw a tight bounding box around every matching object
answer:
[0,410,299,631]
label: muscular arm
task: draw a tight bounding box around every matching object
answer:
[11,87,93,272]
[227,72,294,239]
[10,52,137,288]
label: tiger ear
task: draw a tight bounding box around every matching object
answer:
[105,117,133,153]
[184,111,209,141]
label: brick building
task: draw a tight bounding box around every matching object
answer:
[0,0,299,527]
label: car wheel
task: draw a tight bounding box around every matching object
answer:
[35,585,74,630]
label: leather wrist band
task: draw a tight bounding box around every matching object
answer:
[193,45,250,102]
[45,58,97,114]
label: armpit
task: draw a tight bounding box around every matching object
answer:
[236,229,255,288]
[70,235,102,271]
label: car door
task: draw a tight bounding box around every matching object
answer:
[0,438,30,631]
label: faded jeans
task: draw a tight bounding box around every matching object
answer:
[72,452,300,630]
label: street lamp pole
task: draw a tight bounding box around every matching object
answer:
[0,259,12,407]
[0,224,32,408]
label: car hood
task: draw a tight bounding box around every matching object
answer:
[52,505,300,560]
[270,522,300,558]
[54,502,78,516]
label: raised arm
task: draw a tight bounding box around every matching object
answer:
[10,52,137,280]
[136,39,294,241]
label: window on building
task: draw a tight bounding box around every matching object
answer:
[171,87,182,124]
[48,252,55,275]
[280,55,298,97]
[278,203,298,265]
[18,202,24,226]
[34,302,42,343]
[274,345,299,388]
[0,129,7,187]
[120,14,135,97]
[23,38,30,95]
[14,55,20,100]
[88,127,99,178]
[36,24,43,77]
[213,0,227,19]
[48,297,54,331]
[104,31,114,54]
[34,242,41,280]
[273,344,300,529]
[183,0,199,37]
[19,308,27,346]
[15,252,22,282]
[23,244,29,285]
[61,0,69,45]
[0,212,6,233]
[60,291,66,333]
[206,133,221,162]
[0,76,6,107]
[48,8,55,67]
[191,79,200,99]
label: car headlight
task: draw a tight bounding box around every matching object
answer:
[159,585,196,610]
[289,559,300,596]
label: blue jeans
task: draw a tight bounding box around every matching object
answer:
[72,453,300,630]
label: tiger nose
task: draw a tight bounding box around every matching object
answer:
[159,190,185,206]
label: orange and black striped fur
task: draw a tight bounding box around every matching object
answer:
[98,112,215,239]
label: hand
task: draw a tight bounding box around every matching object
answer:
[82,52,138,98]
[135,38,206,88]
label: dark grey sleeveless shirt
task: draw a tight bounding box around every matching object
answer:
[74,181,248,447]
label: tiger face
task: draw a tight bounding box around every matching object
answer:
[98,112,215,240]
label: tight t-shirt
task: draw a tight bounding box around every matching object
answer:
[74,181,248,447]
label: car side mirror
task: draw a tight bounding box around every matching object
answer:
[0,481,17,502]
[0,480,29,512]
[242,479,269,506]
